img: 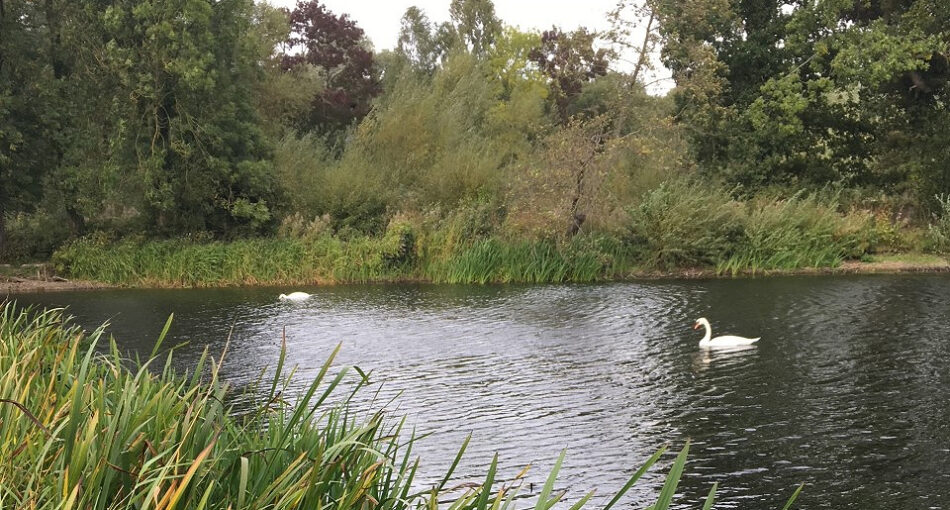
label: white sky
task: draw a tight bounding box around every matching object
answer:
[266,0,671,93]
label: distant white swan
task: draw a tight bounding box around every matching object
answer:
[694,317,760,348]
[279,292,311,302]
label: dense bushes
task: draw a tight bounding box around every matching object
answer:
[3,0,948,273]
[926,195,950,254]
[626,180,877,273]
[626,180,744,269]
[53,184,888,285]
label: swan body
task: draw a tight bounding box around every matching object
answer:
[694,317,759,348]
[279,292,311,302]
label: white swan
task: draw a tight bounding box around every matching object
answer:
[694,317,759,348]
[279,292,311,302]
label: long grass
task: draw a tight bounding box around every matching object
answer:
[52,232,637,287]
[0,303,803,509]
[627,180,875,274]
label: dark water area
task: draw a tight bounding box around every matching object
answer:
[8,274,950,508]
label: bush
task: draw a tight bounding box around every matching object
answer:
[0,211,73,262]
[626,179,745,269]
[720,193,872,273]
[277,213,333,240]
[926,194,950,254]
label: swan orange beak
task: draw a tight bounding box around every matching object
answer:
[692,322,700,330]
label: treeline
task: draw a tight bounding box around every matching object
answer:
[1,0,949,266]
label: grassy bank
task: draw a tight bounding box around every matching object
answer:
[51,235,636,287]
[50,185,949,287]
[0,303,803,508]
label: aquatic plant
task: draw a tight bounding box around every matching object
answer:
[0,303,802,509]
[718,193,872,274]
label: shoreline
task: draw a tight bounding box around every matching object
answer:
[3,254,948,293]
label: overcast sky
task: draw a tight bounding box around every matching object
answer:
[266,0,671,93]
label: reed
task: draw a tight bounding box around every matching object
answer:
[626,180,875,273]
[0,303,802,509]
[717,193,871,275]
[52,233,637,287]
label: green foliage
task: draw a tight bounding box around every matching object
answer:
[431,236,631,284]
[3,0,940,272]
[0,211,73,263]
[627,180,744,269]
[926,194,950,254]
[658,0,950,199]
[52,229,633,286]
[627,180,876,272]
[720,193,873,274]
[380,216,418,267]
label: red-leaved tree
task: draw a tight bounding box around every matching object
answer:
[282,1,380,134]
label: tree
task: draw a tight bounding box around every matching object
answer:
[529,28,610,123]
[102,0,278,235]
[282,0,380,135]
[654,0,950,198]
[0,0,61,254]
[447,0,501,56]
[397,6,442,74]
[603,0,662,136]
[251,3,325,137]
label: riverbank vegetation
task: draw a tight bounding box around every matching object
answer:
[3,0,950,284]
[0,303,803,508]
[53,185,889,285]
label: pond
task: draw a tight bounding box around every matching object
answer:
[8,274,950,509]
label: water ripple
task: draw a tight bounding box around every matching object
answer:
[10,275,950,508]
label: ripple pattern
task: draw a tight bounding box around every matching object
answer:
[12,275,950,509]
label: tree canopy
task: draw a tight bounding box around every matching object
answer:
[2,0,949,261]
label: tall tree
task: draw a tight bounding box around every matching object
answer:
[397,6,442,74]
[447,0,501,56]
[656,0,950,196]
[529,28,610,123]
[103,0,278,235]
[0,0,59,254]
[282,0,380,135]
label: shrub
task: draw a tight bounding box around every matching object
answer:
[1,211,73,262]
[626,179,745,269]
[926,194,950,254]
[277,212,333,240]
[720,193,869,273]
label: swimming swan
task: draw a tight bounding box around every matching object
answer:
[694,317,760,348]
[279,292,311,302]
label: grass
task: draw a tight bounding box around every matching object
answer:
[863,253,948,265]
[0,302,804,509]
[51,232,638,287]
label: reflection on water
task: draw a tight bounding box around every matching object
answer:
[8,274,950,509]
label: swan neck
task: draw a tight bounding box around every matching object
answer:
[701,322,711,344]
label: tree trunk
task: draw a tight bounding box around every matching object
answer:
[0,209,7,260]
[0,0,6,75]
[612,9,656,138]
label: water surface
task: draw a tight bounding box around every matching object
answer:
[9,275,950,508]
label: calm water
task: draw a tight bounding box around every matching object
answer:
[8,275,950,508]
